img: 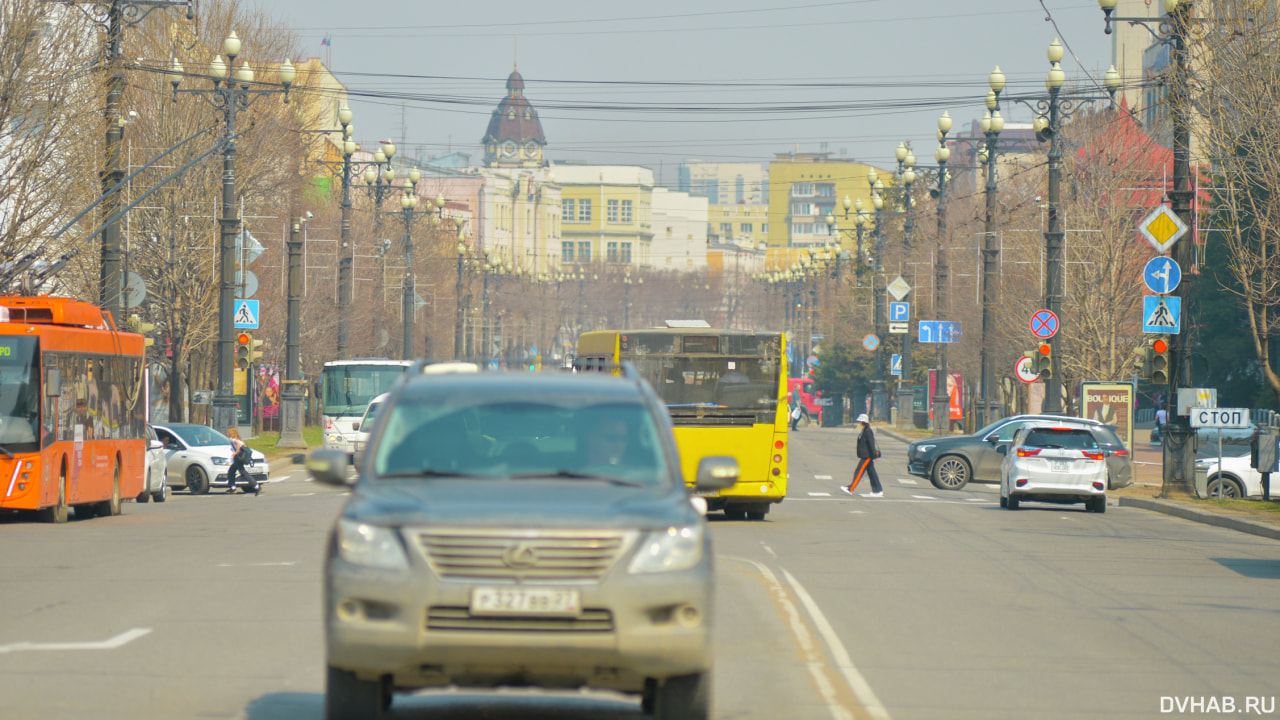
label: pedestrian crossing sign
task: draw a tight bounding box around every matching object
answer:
[233,299,260,329]
[1142,295,1180,334]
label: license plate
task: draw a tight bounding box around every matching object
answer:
[1050,461,1068,472]
[470,587,581,616]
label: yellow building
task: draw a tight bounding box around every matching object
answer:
[767,153,891,249]
[553,164,653,267]
[709,203,768,247]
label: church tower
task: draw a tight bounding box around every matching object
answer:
[482,67,547,168]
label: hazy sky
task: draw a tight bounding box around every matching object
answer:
[263,0,1116,182]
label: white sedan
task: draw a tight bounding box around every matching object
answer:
[135,425,169,503]
[1197,452,1277,499]
[153,424,269,494]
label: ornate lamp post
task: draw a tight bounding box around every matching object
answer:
[977,67,1006,427]
[279,214,308,448]
[168,32,296,432]
[931,111,953,435]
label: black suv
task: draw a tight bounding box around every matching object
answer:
[306,364,737,720]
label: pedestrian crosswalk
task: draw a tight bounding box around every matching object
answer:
[798,473,997,505]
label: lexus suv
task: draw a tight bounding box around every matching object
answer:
[306,363,737,720]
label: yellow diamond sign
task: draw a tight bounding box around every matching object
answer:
[1138,204,1188,254]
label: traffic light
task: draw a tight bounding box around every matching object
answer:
[1131,342,1153,380]
[235,332,252,370]
[1036,343,1052,380]
[248,336,266,364]
[1150,337,1170,385]
[126,314,157,347]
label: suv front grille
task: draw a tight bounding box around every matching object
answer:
[414,529,631,583]
[426,606,614,632]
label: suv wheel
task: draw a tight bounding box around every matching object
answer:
[1090,496,1107,514]
[653,672,709,720]
[931,456,971,491]
[325,666,385,720]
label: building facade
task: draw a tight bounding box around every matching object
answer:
[650,187,708,271]
[767,153,889,248]
[678,160,767,205]
[554,164,654,268]
[709,203,768,247]
[482,68,547,169]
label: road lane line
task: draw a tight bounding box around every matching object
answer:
[808,492,832,497]
[966,498,985,502]
[760,542,778,559]
[781,569,893,720]
[217,561,298,568]
[0,627,152,654]
[815,474,833,480]
[732,558,853,720]
[911,495,936,500]
[895,478,918,485]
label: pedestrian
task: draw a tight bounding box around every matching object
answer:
[842,413,883,497]
[789,395,803,431]
[225,427,257,495]
[1153,405,1169,443]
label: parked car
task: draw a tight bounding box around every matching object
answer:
[305,363,737,720]
[1195,422,1258,446]
[153,424,268,494]
[1197,452,1278,498]
[999,423,1108,513]
[135,425,169,503]
[906,414,1124,490]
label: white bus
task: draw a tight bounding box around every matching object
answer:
[319,359,411,455]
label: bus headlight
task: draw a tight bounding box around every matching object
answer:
[629,525,703,574]
[337,519,409,571]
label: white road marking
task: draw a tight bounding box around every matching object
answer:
[217,561,298,568]
[782,568,893,720]
[896,478,918,485]
[733,558,854,720]
[815,474,833,480]
[0,627,152,655]
[966,498,986,502]
[291,492,315,497]
[911,495,936,500]
[761,542,778,558]
[808,492,832,497]
[848,510,866,514]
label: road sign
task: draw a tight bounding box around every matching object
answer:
[123,271,146,309]
[1030,309,1059,340]
[1188,407,1250,429]
[235,269,259,299]
[1143,256,1181,295]
[887,276,912,301]
[888,322,909,334]
[889,302,909,322]
[1015,355,1038,383]
[236,230,266,265]
[890,354,902,376]
[233,299,260,329]
[1138,204,1188,254]
[862,334,880,351]
[918,321,960,344]
[1143,295,1181,334]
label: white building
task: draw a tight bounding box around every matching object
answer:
[649,187,708,271]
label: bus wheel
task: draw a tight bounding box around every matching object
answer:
[97,462,122,517]
[39,469,68,524]
[746,505,769,521]
[186,465,210,495]
[723,505,746,521]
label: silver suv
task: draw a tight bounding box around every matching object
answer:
[306,365,737,720]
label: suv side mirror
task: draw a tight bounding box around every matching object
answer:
[694,456,738,492]
[353,421,361,432]
[307,449,352,486]
[149,439,163,451]
[995,444,1009,455]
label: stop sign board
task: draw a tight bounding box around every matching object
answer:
[1015,355,1038,383]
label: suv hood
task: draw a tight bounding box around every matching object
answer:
[912,435,975,451]
[346,479,697,530]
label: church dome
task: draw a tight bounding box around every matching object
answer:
[482,68,546,167]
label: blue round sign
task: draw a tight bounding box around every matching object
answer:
[1030,310,1058,340]
[862,334,880,351]
[1143,256,1181,295]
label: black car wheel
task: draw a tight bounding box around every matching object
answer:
[652,672,709,720]
[931,455,971,490]
[325,666,385,720]
[1006,495,1020,510]
[1207,476,1243,499]
[186,465,210,495]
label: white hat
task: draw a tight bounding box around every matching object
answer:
[856,413,870,424]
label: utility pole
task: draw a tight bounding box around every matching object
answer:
[278,217,306,448]
[932,113,953,435]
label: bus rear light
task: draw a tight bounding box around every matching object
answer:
[1015,479,1028,487]
[772,454,782,464]
[774,440,784,449]
[771,468,780,477]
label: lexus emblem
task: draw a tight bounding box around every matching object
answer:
[503,542,538,568]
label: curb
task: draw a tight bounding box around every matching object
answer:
[1118,497,1280,541]
[268,453,307,474]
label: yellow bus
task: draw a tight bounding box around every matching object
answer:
[576,328,788,520]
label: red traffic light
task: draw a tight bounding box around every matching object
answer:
[236,332,251,345]
[1038,343,1051,355]
[1153,338,1168,353]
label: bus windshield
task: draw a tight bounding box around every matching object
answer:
[0,336,39,451]
[630,356,779,411]
[322,364,407,417]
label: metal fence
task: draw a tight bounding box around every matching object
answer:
[1252,408,1280,428]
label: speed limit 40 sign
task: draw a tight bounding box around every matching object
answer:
[1015,355,1038,384]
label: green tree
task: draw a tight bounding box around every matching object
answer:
[812,343,875,399]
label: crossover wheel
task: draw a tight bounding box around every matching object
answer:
[1090,496,1107,513]
[1006,495,1020,510]
[137,470,151,503]
[325,666,385,720]
[1206,476,1243,499]
[186,465,210,495]
[999,495,1008,508]
[931,456,971,491]
[653,672,709,720]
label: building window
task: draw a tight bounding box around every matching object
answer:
[607,242,619,263]
[621,242,632,264]
[736,175,745,204]
[562,243,575,262]
[621,199,633,223]
[563,199,575,222]
[608,199,620,223]
[791,183,815,197]
[740,223,753,233]
[508,110,515,120]
[816,183,835,197]
[762,223,768,234]
[578,241,592,262]
[719,223,732,234]
[578,199,592,222]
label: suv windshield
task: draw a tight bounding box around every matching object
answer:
[372,398,669,486]
[1023,428,1100,450]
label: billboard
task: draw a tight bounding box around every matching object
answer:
[1080,382,1135,450]
[927,370,963,421]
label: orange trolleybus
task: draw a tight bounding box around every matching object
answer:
[0,297,147,522]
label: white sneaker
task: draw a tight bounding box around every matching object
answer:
[840,486,854,495]
[865,491,884,498]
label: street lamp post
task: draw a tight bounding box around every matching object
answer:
[169,33,296,433]
[931,113,954,435]
[334,107,394,358]
[278,215,307,448]
[889,152,918,429]
[1097,0,1195,491]
[977,68,1007,427]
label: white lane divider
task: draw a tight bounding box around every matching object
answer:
[808,492,832,497]
[217,561,298,568]
[815,474,833,480]
[0,627,152,655]
[966,498,986,502]
[896,478,918,485]
[911,495,936,500]
[781,568,893,720]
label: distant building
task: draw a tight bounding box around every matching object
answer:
[554,164,654,268]
[678,161,767,205]
[650,188,708,271]
[709,203,768,247]
[767,152,890,248]
[948,120,1043,196]
[482,67,547,168]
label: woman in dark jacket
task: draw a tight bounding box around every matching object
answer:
[843,413,883,497]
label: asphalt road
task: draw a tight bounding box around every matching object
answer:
[3,429,1280,719]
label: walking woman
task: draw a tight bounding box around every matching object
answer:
[842,413,883,497]
[226,427,257,495]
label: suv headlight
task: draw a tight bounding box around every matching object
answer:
[211,456,230,466]
[337,519,409,571]
[915,444,935,454]
[629,525,704,574]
